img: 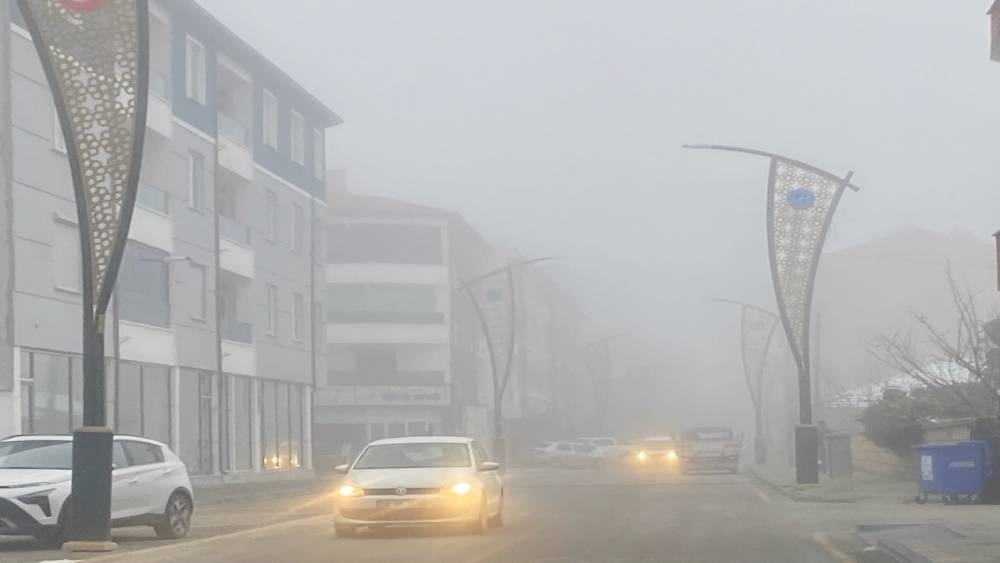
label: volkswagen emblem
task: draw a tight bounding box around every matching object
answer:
[395,487,407,496]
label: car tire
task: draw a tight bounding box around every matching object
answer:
[154,492,193,540]
[32,526,63,547]
[487,497,504,528]
[334,523,357,538]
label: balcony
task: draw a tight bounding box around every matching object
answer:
[136,182,169,214]
[219,214,251,246]
[325,311,445,324]
[128,184,173,252]
[327,370,446,386]
[220,318,253,344]
[217,111,253,181]
[146,69,173,138]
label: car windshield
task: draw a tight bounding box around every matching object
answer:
[642,440,674,450]
[684,429,734,441]
[0,441,72,470]
[354,443,471,469]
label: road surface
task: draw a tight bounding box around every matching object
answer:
[0,468,873,563]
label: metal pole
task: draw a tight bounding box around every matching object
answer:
[213,139,225,475]
[0,0,14,400]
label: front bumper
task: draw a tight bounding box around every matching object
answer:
[334,495,480,526]
[680,456,739,471]
[0,498,47,536]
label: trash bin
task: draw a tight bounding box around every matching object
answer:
[825,432,853,479]
[913,440,993,504]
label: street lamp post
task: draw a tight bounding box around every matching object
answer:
[460,256,560,467]
[687,144,859,484]
[18,0,149,549]
[711,299,779,465]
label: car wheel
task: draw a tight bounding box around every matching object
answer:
[154,492,193,540]
[334,523,357,538]
[32,526,63,547]
[487,497,504,528]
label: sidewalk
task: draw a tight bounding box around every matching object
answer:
[193,474,337,506]
[749,462,914,504]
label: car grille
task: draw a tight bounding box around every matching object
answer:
[340,506,466,522]
[363,487,440,496]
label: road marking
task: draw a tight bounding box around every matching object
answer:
[754,488,774,503]
[812,532,857,563]
[87,514,329,562]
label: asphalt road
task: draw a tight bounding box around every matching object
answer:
[2,468,871,563]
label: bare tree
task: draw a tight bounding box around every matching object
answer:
[868,268,1000,416]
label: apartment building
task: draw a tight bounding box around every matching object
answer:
[0,1,339,481]
[313,193,492,467]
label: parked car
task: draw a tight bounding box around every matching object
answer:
[0,434,194,545]
[332,436,503,537]
[576,437,629,462]
[530,441,604,468]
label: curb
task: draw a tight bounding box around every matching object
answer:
[746,467,857,503]
[876,539,934,563]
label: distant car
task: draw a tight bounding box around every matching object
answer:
[0,434,194,545]
[576,437,629,462]
[530,441,603,468]
[332,436,504,537]
[632,436,680,469]
[677,427,742,474]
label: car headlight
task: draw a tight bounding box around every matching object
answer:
[337,485,365,498]
[447,482,473,496]
[637,451,648,462]
[18,488,55,518]
[666,450,679,461]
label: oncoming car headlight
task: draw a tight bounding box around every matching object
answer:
[338,485,365,498]
[636,451,648,462]
[666,450,679,461]
[446,482,473,496]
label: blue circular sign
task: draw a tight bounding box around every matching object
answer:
[484,288,504,303]
[787,187,816,210]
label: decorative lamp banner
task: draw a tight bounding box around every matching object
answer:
[766,158,851,375]
[740,305,779,409]
[18,0,149,315]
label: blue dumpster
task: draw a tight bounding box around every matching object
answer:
[913,441,993,504]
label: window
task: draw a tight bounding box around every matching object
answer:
[52,106,66,153]
[117,362,142,436]
[192,263,208,321]
[327,223,444,265]
[312,129,324,178]
[266,284,278,335]
[293,292,304,341]
[142,365,171,444]
[178,370,213,475]
[26,352,71,434]
[289,386,303,468]
[184,35,206,104]
[292,203,305,251]
[122,441,164,466]
[113,442,129,469]
[260,381,277,469]
[356,345,397,380]
[262,89,278,148]
[472,441,491,464]
[557,443,572,452]
[188,150,205,210]
[265,190,277,241]
[53,221,82,292]
[118,242,170,328]
[290,111,305,164]
[234,376,253,471]
[326,283,440,323]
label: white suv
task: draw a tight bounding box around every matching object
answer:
[0,435,194,544]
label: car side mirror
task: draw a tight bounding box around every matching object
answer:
[333,464,350,474]
[479,461,500,472]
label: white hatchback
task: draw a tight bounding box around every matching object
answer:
[0,435,194,545]
[333,436,503,537]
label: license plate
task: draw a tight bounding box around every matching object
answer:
[377,499,425,510]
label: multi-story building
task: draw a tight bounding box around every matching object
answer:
[313,191,492,467]
[0,1,339,482]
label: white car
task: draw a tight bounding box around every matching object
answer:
[577,437,629,461]
[530,441,603,468]
[333,436,503,537]
[0,434,194,545]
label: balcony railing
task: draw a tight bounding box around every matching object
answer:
[325,311,445,324]
[219,214,252,246]
[118,292,170,329]
[136,183,169,214]
[150,70,170,102]
[220,318,253,344]
[327,371,446,386]
[217,112,249,147]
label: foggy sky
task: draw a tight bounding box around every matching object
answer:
[203,1,1000,426]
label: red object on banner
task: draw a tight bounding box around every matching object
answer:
[61,0,108,13]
